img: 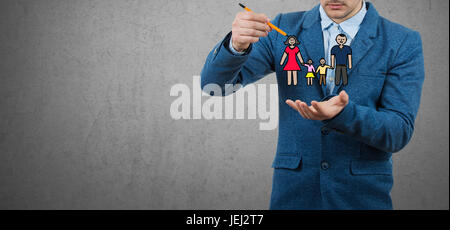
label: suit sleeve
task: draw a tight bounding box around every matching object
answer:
[200,14,282,96]
[323,31,425,153]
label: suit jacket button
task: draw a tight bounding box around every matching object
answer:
[321,127,330,135]
[321,161,330,170]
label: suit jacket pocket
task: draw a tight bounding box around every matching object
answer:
[350,159,392,175]
[271,154,302,170]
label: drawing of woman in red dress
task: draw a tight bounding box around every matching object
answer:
[280,35,304,86]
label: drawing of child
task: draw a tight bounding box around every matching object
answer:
[303,59,316,86]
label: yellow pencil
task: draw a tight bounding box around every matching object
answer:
[239,3,287,37]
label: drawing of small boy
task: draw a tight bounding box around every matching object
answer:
[316,58,333,86]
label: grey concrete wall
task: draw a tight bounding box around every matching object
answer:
[0,0,447,209]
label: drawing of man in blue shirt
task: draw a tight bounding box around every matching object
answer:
[331,34,352,86]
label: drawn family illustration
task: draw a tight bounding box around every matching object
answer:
[280,34,352,87]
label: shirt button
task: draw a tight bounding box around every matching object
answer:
[321,161,330,170]
[321,127,330,135]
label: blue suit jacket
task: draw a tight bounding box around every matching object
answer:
[200,2,424,210]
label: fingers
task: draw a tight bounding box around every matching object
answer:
[232,12,272,51]
[300,101,319,120]
[296,100,311,119]
[238,12,270,24]
[239,20,271,32]
[309,101,327,120]
[238,28,269,37]
[339,90,349,106]
[285,99,299,111]
[311,101,324,114]
[285,100,307,119]
[287,99,329,121]
[233,35,260,44]
[307,101,321,115]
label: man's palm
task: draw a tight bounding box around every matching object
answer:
[286,91,349,121]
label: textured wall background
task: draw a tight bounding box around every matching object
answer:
[0,0,448,210]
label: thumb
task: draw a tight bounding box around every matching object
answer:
[339,90,349,105]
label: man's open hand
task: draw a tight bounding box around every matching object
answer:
[286,91,349,121]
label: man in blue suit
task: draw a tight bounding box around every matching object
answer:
[200,0,424,210]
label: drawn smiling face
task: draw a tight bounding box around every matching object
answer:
[288,38,296,45]
[336,35,347,45]
[284,35,300,46]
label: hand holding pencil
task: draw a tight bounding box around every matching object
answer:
[231,7,271,52]
[231,3,287,52]
[239,3,287,36]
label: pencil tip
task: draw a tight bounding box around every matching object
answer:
[238,3,245,9]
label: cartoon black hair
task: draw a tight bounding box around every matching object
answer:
[335,34,348,42]
[284,35,300,45]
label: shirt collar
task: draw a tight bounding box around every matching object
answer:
[319,1,367,39]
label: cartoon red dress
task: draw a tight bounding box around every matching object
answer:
[283,46,301,71]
